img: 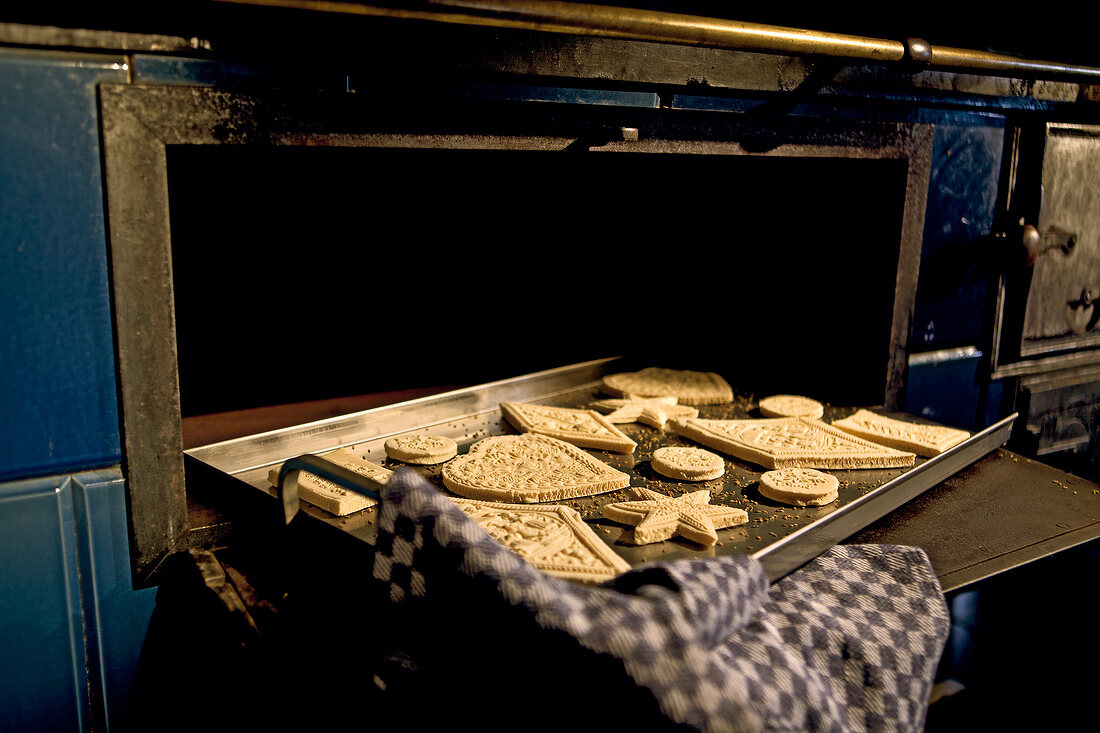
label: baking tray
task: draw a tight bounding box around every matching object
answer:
[186,357,1016,581]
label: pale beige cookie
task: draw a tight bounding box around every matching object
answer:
[601,367,733,405]
[758,394,825,419]
[500,401,637,453]
[441,434,630,503]
[267,447,391,516]
[600,487,748,546]
[651,446,725,481]
[759,467,839,507]
[452,498,630,583]
[832,409,971,458]
[589,396,699,429]
[668,416,916,470]
[384,433,458,465]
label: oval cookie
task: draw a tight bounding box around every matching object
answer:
[758,394,825,419]
[601,367,733,405]
[384,433,458,465]
[758,467,839,506]
[651,446,725,481]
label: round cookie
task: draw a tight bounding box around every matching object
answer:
[758,467,839,506]
[651,446,725,481]
[384,433,458,465]
[758,394,825,419]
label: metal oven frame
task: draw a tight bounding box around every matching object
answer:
[99,81,935,585]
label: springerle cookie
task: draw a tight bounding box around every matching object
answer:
[441,434,630,503]
[384,433,458,465]
[589,396,699,429]
[601,367,733,405]
[832,409,970,457]
[650,446,725,481]
[600,487,748,546]
[669,416,915,470]
[758,394,825,419]
[452,498,630,582]
[500,401,637,453]
[759,467,839,506]
[267,447,391,516]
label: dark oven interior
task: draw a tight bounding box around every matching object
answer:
[167,138,910,419]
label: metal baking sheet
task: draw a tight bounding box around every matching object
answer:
[186,358,1016,581]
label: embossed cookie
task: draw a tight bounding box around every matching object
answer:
[669,416,916,470]
[589,396,699,429]
[441,434,630,503]
[759,467,839,506]
[500,401,637,453]
[267,447,391,516]
[601,367,733,405]
[758,394,825,419]
[384,433,458,465]
[651,446,725,481]
[452,498,630,582]
[600,487,748,546]
[832,409,971,458]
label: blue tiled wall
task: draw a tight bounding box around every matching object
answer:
[0,49,125,481]
[72,469,158,730]
[0,475,89,732]
[1,48,153,732]
[905,121,1007,431]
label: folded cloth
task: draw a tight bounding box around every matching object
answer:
[369,468,949,732]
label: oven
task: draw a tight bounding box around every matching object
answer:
[95,2,1100,586]
[101,77,945,585]
[5,2,1100,730]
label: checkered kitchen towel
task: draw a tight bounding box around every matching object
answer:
[368,468,950,732]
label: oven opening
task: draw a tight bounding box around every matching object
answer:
[167,145,908,422]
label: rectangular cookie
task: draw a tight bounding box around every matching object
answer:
[832,409,970,458]
[669,416,916,470]
[267,447,391,516]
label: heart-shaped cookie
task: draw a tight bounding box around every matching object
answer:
[442,434,631,503]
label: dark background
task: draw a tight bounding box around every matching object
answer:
[168,146,907,415]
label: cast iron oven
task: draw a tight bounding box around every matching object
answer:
[101,77,946,585]
[97,3,1100,590]
[7,5,1100,730]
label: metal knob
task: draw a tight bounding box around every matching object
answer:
[1022,223,1077,266]
[1065,287,1097,334]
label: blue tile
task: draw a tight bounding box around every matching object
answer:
[71,468,157,731]
[0,474,89,731]
[0,49,127,480]
[911,123,1005,351]
[131,54,267,85]
[905,348,987,430]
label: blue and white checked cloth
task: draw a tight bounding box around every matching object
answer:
[369,468,950,732]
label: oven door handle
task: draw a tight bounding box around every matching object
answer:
[276,454,384,524]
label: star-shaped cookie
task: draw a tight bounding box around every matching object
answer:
[600,487,747,546]
[589,396,699,429]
